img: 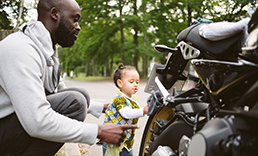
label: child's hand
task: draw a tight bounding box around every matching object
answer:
[143,104,149,115]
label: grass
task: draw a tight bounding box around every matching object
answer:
[54,148,65,156]
[65,76,149,83]
[54,151,65,156]
[66,76,112,81]
[65,75,150,84]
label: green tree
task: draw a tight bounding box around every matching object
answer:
[58,0,257,78]
[0,0,28,30]
[205,0,257,22]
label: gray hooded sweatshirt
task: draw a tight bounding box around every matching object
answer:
[0,20,99,145]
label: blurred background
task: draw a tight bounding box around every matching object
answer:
[1,0,257,80]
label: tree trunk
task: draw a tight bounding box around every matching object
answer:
[110,58,113,76]
[133,0,139,70]
[85,62,89,76]
[142,0,148,78]
[119,18,126,65]
[105,59,110,77]
[142,56,148,78]
[117,2,126,65]
[15,0,24,30]
[91,60,96,76]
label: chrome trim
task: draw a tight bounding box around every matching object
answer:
[178,41,200,60]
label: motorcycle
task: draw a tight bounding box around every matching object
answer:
[139,10,258,156]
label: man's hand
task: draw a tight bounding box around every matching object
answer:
[102,103,109,113]
[98,123,139,146]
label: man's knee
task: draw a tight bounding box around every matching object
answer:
[58,87,90,108]
[66,91,87,121]
[72,87,90,108]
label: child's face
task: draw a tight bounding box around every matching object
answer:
[118,69,140,98]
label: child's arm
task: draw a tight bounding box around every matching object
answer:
[119,104,149,119]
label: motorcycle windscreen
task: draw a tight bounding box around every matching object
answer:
[191,59,255,95]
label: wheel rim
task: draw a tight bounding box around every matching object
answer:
[139,106,174,156]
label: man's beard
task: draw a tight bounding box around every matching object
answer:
[56,18,76,48]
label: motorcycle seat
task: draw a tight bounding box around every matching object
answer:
[177,23,244,56]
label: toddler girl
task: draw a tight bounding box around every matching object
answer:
[102,63,149,156]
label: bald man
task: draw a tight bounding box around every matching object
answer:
[0,0,138,155]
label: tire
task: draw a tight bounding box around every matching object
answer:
[138,106,174,156]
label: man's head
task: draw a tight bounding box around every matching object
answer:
[37,0,81,48]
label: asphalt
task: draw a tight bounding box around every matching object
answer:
[58,79,150,156]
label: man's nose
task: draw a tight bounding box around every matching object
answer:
[75,22,81,31]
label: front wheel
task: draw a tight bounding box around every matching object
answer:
[138,106,174,156]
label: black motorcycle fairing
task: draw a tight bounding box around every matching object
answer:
[177,23,242,60]
[191,59,258,95]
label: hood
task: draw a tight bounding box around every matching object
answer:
[19,19,61,93]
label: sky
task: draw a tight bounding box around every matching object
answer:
[25,0,37,20]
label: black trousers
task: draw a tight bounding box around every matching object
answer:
[0,87,90,156]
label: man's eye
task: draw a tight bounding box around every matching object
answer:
[74,16,80,22]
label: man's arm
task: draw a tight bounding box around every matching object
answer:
[0,36,98,144]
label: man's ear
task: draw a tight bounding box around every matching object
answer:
[50,7,59,21]
[117,79,123,88]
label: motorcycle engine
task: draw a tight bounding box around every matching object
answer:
[187,115,255,156]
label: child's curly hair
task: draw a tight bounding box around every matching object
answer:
[112,63,137,88]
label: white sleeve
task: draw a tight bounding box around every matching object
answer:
[119,107,144,119]
[88,100,104,118]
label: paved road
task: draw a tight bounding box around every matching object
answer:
[64,79,150,156]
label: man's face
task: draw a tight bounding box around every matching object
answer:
[55,0,81,48]
[56,16,79,47]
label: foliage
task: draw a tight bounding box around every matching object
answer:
[0,0,28,29]
[58,0,257,77]
[2,0,255,77]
